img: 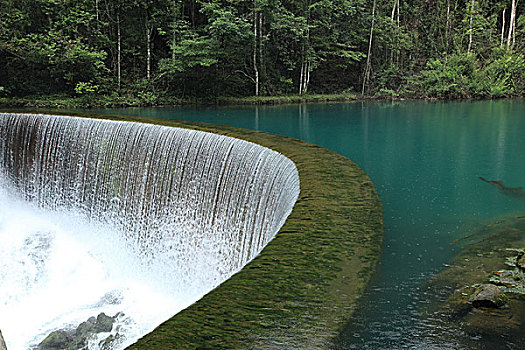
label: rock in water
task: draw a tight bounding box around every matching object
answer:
[471,284,507,308]
[38,330,71,350]
[0,329,7,350]
[38,312,118,349]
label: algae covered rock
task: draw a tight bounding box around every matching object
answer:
[470,284,507,308]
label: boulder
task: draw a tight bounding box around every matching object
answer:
[38,312,118,350]
[471,284,507,308]
[38,330,71,350]
[76,316,97,339]
[0,329,7,350]
[95,313,115,333]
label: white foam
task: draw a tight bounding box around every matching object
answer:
[0,185,189,349]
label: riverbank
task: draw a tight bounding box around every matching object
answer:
[0,93,362,109]
[2,92,522,110]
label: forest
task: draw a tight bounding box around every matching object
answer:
[1,0,524,106]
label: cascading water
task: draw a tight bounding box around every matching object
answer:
[0,113,300,349]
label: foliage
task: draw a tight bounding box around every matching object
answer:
[74,81,99,95]
[410,53,478,99]
[478,49,525,97]
[1,0,525,103]
[409,50,525,99]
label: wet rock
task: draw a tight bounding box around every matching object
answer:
[95,313,115,333]
[99,333,123,350]
[0,329,7,350]
[471,284,507,308]
[38,313,118,350]
[38,330,72,350]
[76,316,96,337]
[490,269,523,288]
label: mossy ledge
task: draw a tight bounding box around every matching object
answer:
[6,111,384,349]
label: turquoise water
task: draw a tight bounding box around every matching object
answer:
[92,100,525,348]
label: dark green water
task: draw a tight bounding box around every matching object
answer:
[91,99,525,349]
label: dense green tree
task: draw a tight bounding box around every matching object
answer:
[0,0,524,101]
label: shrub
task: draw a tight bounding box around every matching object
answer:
[478,49,525,97]
[410,53,477,99]
[74,81,99,95]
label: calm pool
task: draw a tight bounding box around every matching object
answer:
[93,99,525,349]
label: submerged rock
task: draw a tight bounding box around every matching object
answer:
[470,284,507,308]
[0,329,7,350]
[423,216,525,348]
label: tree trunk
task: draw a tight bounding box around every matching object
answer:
[390,0,400,23]
[507,0,516,50]
[396,0,400,27]
[467,0,474,55]
[305,59,310,93]
[362,0,376,95]
[299,33,311,94]
[299,58,310,95]
[501,8,506,48]
[390,0,400,65]
[391,0,396,21]
[300,60,309,94]
[396,0,400,66]
[172,2,177,61]
[513,0,519,47]
[299,55,304,95]
[117,12,121,89]
[172,29,176,61]
[259,12,263,92]
[305,23,310,93]
[253,2,259,96]
[446,0,450,49]
[95,0,100,22]
[146,24,152,80]
[390,0,396,65]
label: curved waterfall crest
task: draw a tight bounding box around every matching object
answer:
[0,112,300,277]
[0,112,299,348]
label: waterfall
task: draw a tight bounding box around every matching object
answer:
[0,113,300,349]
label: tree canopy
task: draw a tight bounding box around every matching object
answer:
[1,0,524,103]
